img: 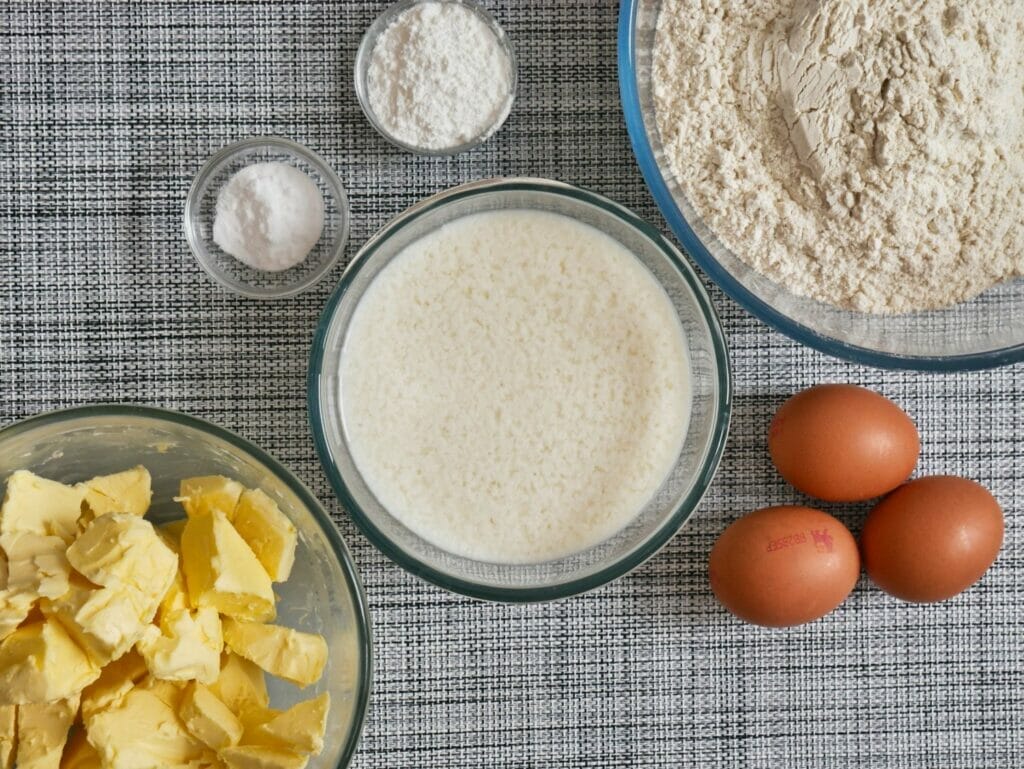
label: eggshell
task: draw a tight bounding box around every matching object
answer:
[861,475,1004,603]
[708,505,860,627]
[769,384,919,502]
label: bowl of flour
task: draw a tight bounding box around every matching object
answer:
[620,0,1024,369]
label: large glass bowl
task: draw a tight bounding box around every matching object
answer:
[308,178,731,602]
[0,405,371,769]
[619,0,1024,371]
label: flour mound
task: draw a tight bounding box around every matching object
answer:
[653,0,1024,314]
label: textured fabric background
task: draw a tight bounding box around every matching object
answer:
[2,2,1021,767]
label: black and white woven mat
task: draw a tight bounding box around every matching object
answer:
[2,2,1021,767]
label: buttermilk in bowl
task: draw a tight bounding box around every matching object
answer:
[338,209,691,564]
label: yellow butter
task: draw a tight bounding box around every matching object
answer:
[161,518,187,547]
[1,532,70,600]
[209,653,269,722]
[138,607,223,684]
[249,693,330,755]
[58,728,102,769]
[0,704,14,769]
[80,649,149,724]
[222,620,327,689]
[181,511,275,622]
[85,683,206,769]
[0,470,84,544]
[0,619,98,705]
[15,694,79,769]
[177,476,244,520]
[66,513,177,599]
[0,588,35,642]
[77,466,152,518]
[179,682,243,751]
[231,490,297,582]
[219,746,308,769]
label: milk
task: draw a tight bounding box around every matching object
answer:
[339,210,691,563]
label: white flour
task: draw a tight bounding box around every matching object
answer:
[653,0,1024,313]
[213,162,324,272]
[366,1,513,151]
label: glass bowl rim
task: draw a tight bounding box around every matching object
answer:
[0,403,373,768]
[307,176,733,602]
[617,0,1024,372]
[183,136,351,300]
[353,0,518,157]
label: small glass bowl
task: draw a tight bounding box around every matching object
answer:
[308,178,732,602]
[0,405,372,767]
[184,137,350,299]
[354,0,518,156]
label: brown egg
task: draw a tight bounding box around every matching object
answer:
[769,384,920,502]
[861,475,1004,603]
[708,505,860,627]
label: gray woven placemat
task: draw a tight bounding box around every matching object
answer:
[1,2,1021,767]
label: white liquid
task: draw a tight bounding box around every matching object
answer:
[339,210,691,563]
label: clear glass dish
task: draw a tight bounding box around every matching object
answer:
[184,137,350,299]
[618,0,1024,371]
[0,405,371,768]
[308,178,731,602]
[353,0,517,156]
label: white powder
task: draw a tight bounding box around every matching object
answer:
[213,162,324,272]
[365,1,514,151]
[653,0,1024,313]
[339,210,691,564]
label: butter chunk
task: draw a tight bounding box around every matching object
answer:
[177,476,244,520]
[80,649,148,724]
[209,653,269,721]
[15,694,78,769]
[137,607,223,684]
[179,682,243,751]
[0,619,99,705]
[1,532,71,600]
[0,589,35,642]
[1,471,84,544]
[181,511,275,622]
[232,490,297,582]
[222,620,327,688]
[59,728,102,769]
[0,704,14,769]
[250,693,330,755]
[77,466,152,518]
[219,746,308,769]
[85,684,205,769]
[66,513,177,600]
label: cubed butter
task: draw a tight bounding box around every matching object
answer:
[0,619,98,705]
[1,532,71,599]
[15,694,79,769]
[181,511,275,622]
[80,649,148,724]
[219,746,308,769]
[137,607,223,684]
[231,490,297,582]
[0,704,14,769]
[222,620,327,689]
[209,654,269,722]
[85,684,205,769]
[0,470,84,543]
[249,693,330,755]
[179,682,243,750]
[176,476,244,520]
[66,513,177,599]
[77,466,152,518]
[59,728,102,769]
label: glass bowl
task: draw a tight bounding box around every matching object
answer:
[0,405,371,768]
[308,178,731,602]
[184,137,350,299]
[353,0,517,156]
[619,0,1024,371]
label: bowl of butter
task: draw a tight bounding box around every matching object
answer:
[0,405,371,769]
